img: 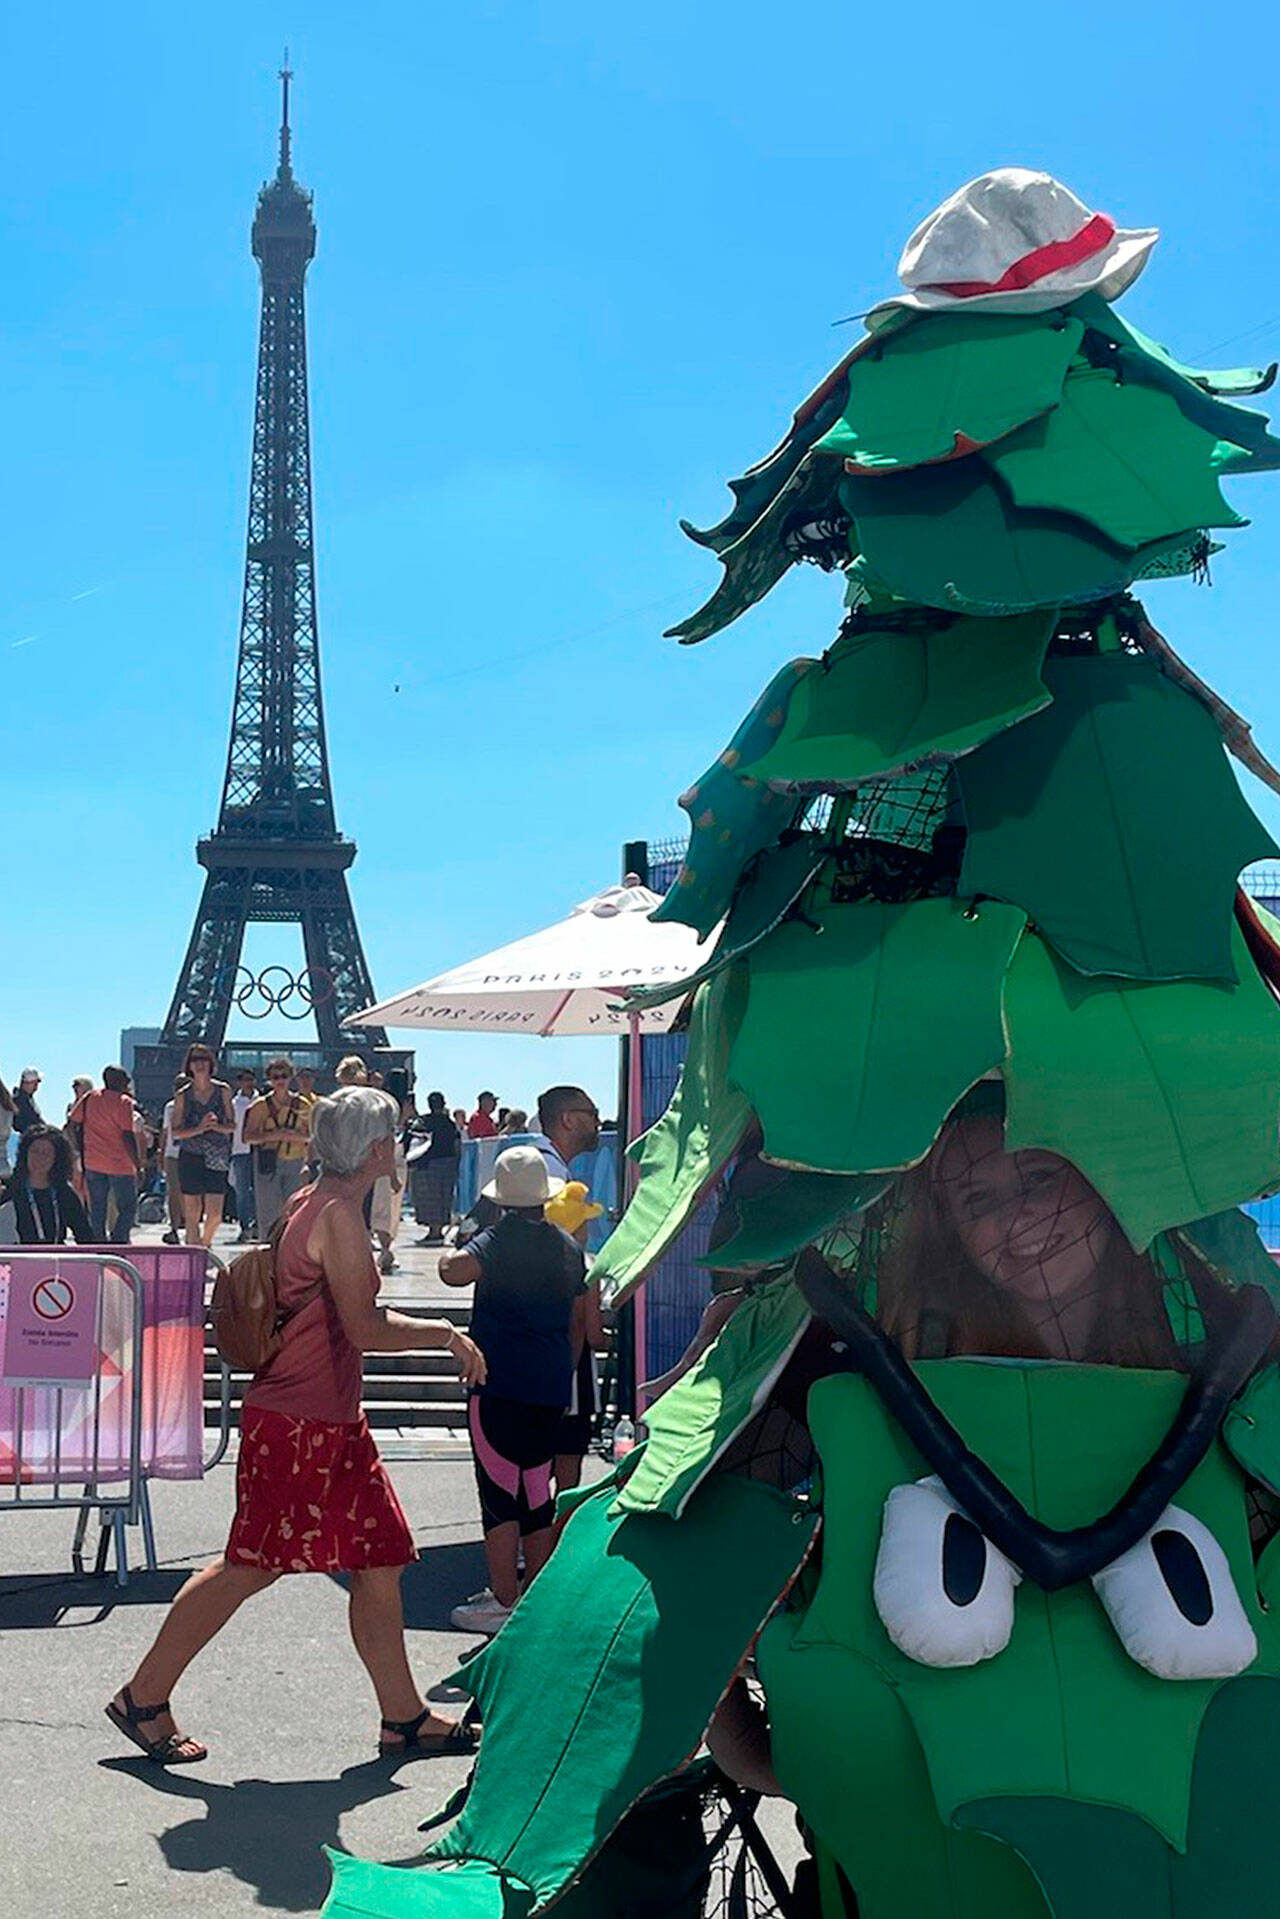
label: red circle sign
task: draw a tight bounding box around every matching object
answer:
[32,1277,75,1321]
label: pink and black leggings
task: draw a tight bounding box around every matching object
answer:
[468,1393,562,1535]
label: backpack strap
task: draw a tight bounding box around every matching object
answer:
[267,1197,326,1334]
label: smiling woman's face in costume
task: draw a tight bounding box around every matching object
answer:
[932,1114,1115,1321]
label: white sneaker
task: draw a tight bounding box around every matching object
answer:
[449,1588,513,1636]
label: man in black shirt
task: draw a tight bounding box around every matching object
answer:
[406,1091,461,1245]
[13,1068,43,1137]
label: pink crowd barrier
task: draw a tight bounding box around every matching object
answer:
[0,1244,206,1485]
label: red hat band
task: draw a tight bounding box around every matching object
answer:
[925,211,1117,299]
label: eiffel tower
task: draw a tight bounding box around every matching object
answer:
[134,72,411,1113]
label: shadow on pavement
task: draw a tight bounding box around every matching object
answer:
[0,1569,189,1629]
[98,1755,424,1912]
[326,1541,489,1633]
[401,1540,489,1631]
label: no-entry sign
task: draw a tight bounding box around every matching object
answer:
[0,1257,101,1388]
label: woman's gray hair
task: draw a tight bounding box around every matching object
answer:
[310,1085,398,1176]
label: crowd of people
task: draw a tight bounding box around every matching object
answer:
[0,1055,577,1261]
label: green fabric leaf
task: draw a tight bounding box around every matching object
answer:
[677,313,920,561]
[627,838,826,1012]
[1097,319,1274,396]
[612,1274,813,1518]
[729,897,1026,1174]
[322,1854,526,1919]
[593,970,753,1307]
[666,454,845,644]
[651,657,812,937]
[740,609,1056,793]
[842,459,1143,614]
[681,362,855,554]
[958,654,1277,981]
[1072,293,1280,474]
[991,368,1247,548]
[814,312,1082,472]
[430,1473,817,1906]
[958,1678,1280,1919]
[1002,927,1280,1250]
[694,1167,889,1271]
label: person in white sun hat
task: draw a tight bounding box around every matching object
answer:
[866,167,1158,328]
[439,1144,591,1638]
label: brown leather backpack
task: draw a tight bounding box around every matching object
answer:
[209,1210,322,1373]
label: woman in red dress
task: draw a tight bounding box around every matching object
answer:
[106,1086,486,1765]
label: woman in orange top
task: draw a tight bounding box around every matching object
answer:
[69,1066,145,1244]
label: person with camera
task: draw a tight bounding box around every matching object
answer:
[244,1055,313,1236]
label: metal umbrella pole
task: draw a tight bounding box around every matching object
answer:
[626,1009,649,1411]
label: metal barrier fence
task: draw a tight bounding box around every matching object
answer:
[0,1253,148,1588]
[0,1247,236,1586]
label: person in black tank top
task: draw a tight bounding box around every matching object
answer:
[406,1091,461,1245]
[171,1045,235,1247]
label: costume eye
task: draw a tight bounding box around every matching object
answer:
[873,1476,1021,1668]
[1091,1504,1257,1681]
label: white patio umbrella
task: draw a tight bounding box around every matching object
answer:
[346,880,706,1041]
[346,877,712,1398]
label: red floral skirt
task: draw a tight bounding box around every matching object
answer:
[226,1405,416,1573]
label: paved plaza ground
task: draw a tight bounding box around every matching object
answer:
[0,1457,501,1917]
[0,1222,521,1916]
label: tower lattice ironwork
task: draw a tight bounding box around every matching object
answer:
[137,73,407,1110]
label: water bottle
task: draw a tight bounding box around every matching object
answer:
[612,1415,636,1461]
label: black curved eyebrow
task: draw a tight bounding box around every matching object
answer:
[795,1247,1276,1592]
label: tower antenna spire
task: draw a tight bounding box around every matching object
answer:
[278,49,293,179]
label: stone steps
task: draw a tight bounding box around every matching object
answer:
[204,1296,476,1431]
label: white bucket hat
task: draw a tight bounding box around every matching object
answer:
[482,1144,565,1208]
[867,168,1158,328]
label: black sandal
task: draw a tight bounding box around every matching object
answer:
[379,1706,480,1757]
[105,1686,208,1766]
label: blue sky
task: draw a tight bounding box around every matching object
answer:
[3,0,1280,1119]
